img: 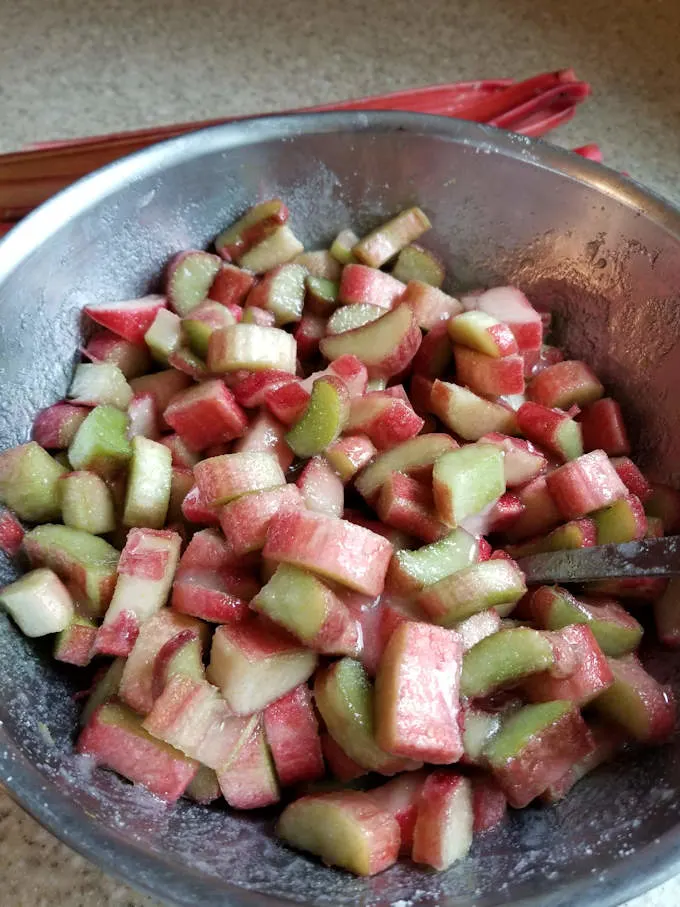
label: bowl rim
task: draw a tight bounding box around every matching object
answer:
[2,110,680,907]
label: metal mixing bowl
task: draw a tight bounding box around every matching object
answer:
[1,112,680,907]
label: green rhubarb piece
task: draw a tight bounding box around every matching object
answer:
[462,709,503,762]
[461,628,554,698]
[388,529,479,594]
[0,442,65,521]
[252,564,336,646]
[594,497,642,545]
[144,309,181,363]
[54,613,97,661]
[433,443,505,526]
[391,244,444,287]
[305,275,340,315]
[22,524,119,616]
[123,437,172,529]
[484,700,572,766]
[556,419,584,461]
[60,471,115,535]
[263,263,307,325]
[80,658,126,726]
[314,658,412,773]
[355,434,457,501]
[285,377,349,458]
[448,311,510,358]
[68,363,133,410]
[326,304,384,335]
[68,405,131,476]
[215,199,285,255]
[353,208,432,268]
[329,228,360,265]
[181,302,234,358]
[238,226,304,273]
[0,567,74,637]
[535,587,642,656]
[419,559,527,626]
[169,252,222,316]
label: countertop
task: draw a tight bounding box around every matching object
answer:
[1,0,680,904]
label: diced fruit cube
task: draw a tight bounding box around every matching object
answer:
[592,655,676,743]
[215,199,289,261]
[238,225,304,273]
[263,509,393,596]
[368,771,428,853]
[0,567,73,636]
[386,529,479,596]
[144,309,181,363]
[345,394,424,451]
[464,286,542,352]
[246,263,307,325]
[483,701,595,807]
[448,310,518,358]
[84,294,167,344]
[528,360,604,409]
[122,437,172,529]
[77,700,197,802]
[59,471,115,534]
[32,403,88,450]
[393,245,446,288]
[456,609,502,651]
[546,450,627,519]
[353,207,431,268]
[430,380,518,440]
[207,620,317,714]
[480,433,547,487]
[460,627,553,698]
[594,493,647,544]
[53,613,97,666]
[411,773,473,870]
[208,323,297,374]
[68,405,132,476]
[286,376,350,458]
[171,568,252,623]
[376,622,463,763]
[83,329,152,379]
[166,251,222,316]
[195,452,285,507]
[277,791,400,876]
[432,443,505,527]
[454,346,525,397]
[217,719,279,809]
[522,625,614,706]
[325,435,376,483]
[517,401,583,462]
[181,299,236,357]
[356,434,457,503]
[611,457,653,503]
[330,228,360,265]
[579,398,630,456]
[376,473,448,543]
[0,442,65,521]
[263,684,325,786]
[23,524,119,616]
[504,475,563,541]
[68,363,133,410]
[220,484,302,556]
[541,720,625,803]
[296,457,344,517]
[338,264,405,309]
[164,380,247,451]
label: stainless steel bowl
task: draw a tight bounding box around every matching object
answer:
[1,112,680,907]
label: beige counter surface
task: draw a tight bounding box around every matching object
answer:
[1,0,680,904]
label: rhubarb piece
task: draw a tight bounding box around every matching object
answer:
[68,405,132,476]
[594,493,647,544]
[277,791,400,876]
[376,622,463,763]
[83,329,152,379]
[411,772,473,870]
[645,483,680,532]
[593,655,676,743]
[504,475,563,541]
[448,310,518,358]
[411,323,453,381]
[185,766,222,804]
[325,435,376,483]
[612,457,652,503]
[32,403,88,450]
[0,442,65,521]
[465,286,542,352]
[294,250,342,280]
[483,701,594,808]
[377,473,448,543]
[461,493,524,536]
[77,700,197,802]
[346,394,424,452]
[59,471,115,534]
[130,369,193,423]
[23,524,119,616]
[231,369,297,408]
[541,720,625,803]
[314,658,418,774]
[517,401,583,462]
[522,625,614,706]
[181,484,220,525]
[171,568,252,623]
[163,380,247,451]
[285,376,350,458]
[166,344,210,380]
[654,578,680,647]
[304,274,340,315]
[456,609,502,651]
[368,771,428,853]
[330,228,360,265]
[246,263,307,325]
[430,380,518,440]
[177,527,236,570]
[208,262,255,307]
[264,509,393,596]
[217,719,279,809]
[122,437,172,529]
[326,303,384,335]
[264,381,310,425]
[0,507,24,556]
[433,443,505,527]
[356,434,457,502]
[320,304,421,380]
[579,398,630,456]
[53,613,97,666]
[454,346,525,397]
[208,323,297,374]
[296,457,343,517]
[195,452,285,507]
[161,434,199,469]
[181,299,236,357]
[96,529,181,654]
[353,208,431,268]
[338,264,405,310]
[143,674,258,771]
[0,567,73,636]
[215,199,289,261]
[233,410,294,472]
[460,628,553,698]
[126,393,161,441]
[461,707,503,765]
[392,244,445,287]
[387,528,479,595]
[80,658,126,727]
[321,733,367,782]
[506,517,597,558]
[528,360,604,409]
[143,308,181,363]
[546,450,627,519]
[241,307,276,327]
[220,484,302,556]
[84,295,167,345]
[419,559,526,628]
[294,313,326,359]
[166,251,222,316]
[208,619,317,714]
[68,363,133,410]
[119,609,208,714]
[264,685,324,786]
[402,281,461,331]
[150,627,205,700]
[471,775,507,834]
[238,225,304,273]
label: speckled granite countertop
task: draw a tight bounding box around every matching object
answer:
[1,0,680,904]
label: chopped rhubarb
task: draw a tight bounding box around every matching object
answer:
[194,452,285,506]
[84,294,167,344]
[546,450,627,519]
[579,397,630,456]
[517,401,583,462]
[263,684,325,786]
[593,654,676,743]
[339,264,406,309]
[393,245,446,288]
[217,719,280,809]
[430,380,518,440]
[353,208,431,268]
[528,359,604,409]
[411,772,473,869]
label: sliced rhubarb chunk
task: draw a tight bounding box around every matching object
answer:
[181,485,220,526]
[166,251,222,316]
[68,405,132,476]
[541,720,625,803]
[402,281,461,330]
[594,493,647,544]
[461,707,503,765]
[220,484,302,556]
[393,245,445,288]
[0,567,73,637]
[430,380,518,440]
[83,329,152,379]
[522,625,614,706]
[460,628,554,698]
[480,432,547,487]
[327,304,389,335]
[246,263,307,325]
[215,199,289,261]
[592,655,676,743]
[233,410,294,472]
[376,473,448,543]
[130,370,193,423]
[528,360,604,409]
[53,613,97,666]
[296,457,344,517]
[320,733,367,782]
[207,620,317,714]
[163,380,247,452]
[471,775,507,834]
[217,719,279,809]
[171,567,252,623]
[294,250,341,279]
[338,264,405,309]
[122,436,172,529]
[484,701,594,808]
[194,452,285,506]
[432,443,505,527]
[612,457,653,503]
[454,346,525,397]
[277,791,400,876]
[32,403,89,450]
[419,559,526,628]
[263,509,392,596]
[0,441,65,522]
[304,275,340,315]
[345,393,423,452]
[368,771,428,854]
[353,207,431,268]
[264,685,324,787]
[448,310,518,358]
[387,529,479,596]
[84,294,167,344]
[579,398,630,456]
[0,507,24,556]
[68,362,133,410]
[355,434,457,503]
[77,700,197,802]
[375,622,463,763]
[504,475,563,541]
[546,450,627,519]
[465,286,542,352]
[59,471,115,535]
[517,401,583,462]
[325,435,376,483]
[330,228,360,265]
[208,323,296,374]
[286,376,350,458]
[411,772,473,870]
[238,225,304,273]
[143,308,181,364]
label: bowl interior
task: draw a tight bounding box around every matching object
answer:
[2,114,680,907]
